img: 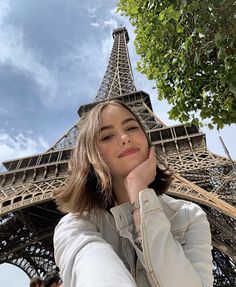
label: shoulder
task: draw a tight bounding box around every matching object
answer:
[54,210,105,237]
[54,213,98,236]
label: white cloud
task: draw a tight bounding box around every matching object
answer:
[103,19,118,28]
[0,1,58,107]
[0,1,123,110]
[64,35,111,90]
[90,22,100,27]
[0,130,49,169]
[85,5,97,18]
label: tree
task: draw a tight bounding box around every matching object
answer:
[117,0,236,129]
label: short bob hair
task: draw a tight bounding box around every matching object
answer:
[54,100,172,215]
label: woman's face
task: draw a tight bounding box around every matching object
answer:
[96,104,149,179]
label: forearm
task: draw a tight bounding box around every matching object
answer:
[125,175,144,238]
[72,241,137,287]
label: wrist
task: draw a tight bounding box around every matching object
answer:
[130,199,140,215]
[125,175,147,190]
[125,179,147,201]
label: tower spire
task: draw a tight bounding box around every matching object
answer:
[94,27,136,101]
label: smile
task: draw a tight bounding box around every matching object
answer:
[118,148,139,158]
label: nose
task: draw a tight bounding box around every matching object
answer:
[119,134,132,146]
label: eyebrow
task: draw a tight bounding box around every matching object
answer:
[99,117,137,132]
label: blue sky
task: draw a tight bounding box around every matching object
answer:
[0,1,235,286]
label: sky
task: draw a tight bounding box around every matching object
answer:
[0,0,235,286]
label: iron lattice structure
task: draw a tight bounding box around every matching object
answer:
[0,27,235,286]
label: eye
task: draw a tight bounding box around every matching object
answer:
[100,134,113,142]
[127,126,139,131]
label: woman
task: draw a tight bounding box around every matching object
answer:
[53,100,213,287]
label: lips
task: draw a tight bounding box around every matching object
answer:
[118,147,139,158]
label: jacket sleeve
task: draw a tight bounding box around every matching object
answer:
[53,213,137,287]
[138,189,214,287]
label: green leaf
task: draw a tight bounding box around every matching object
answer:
[208,123,214,129]
[176,24,184,33]
[194,52,200,65]
[163,63,169,72]
[159,11,165,21]
[229,75,236,95]
[214,32,223,47]
[192,118,199,126]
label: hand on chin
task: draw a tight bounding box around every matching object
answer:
[124,147,157,201]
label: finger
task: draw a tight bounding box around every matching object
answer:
[149,146,156,160]
[149,147,158,168]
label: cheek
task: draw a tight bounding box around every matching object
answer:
[139,133,149,151]
[97,144,112,164]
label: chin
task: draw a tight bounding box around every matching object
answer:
[122,160,144,176]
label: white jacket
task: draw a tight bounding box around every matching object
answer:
[54,189,213,287]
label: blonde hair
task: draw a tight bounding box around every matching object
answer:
[54,100,171,215]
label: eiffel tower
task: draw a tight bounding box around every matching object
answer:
[0,27,235,286]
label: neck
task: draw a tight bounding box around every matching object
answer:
[112,177,130,205]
